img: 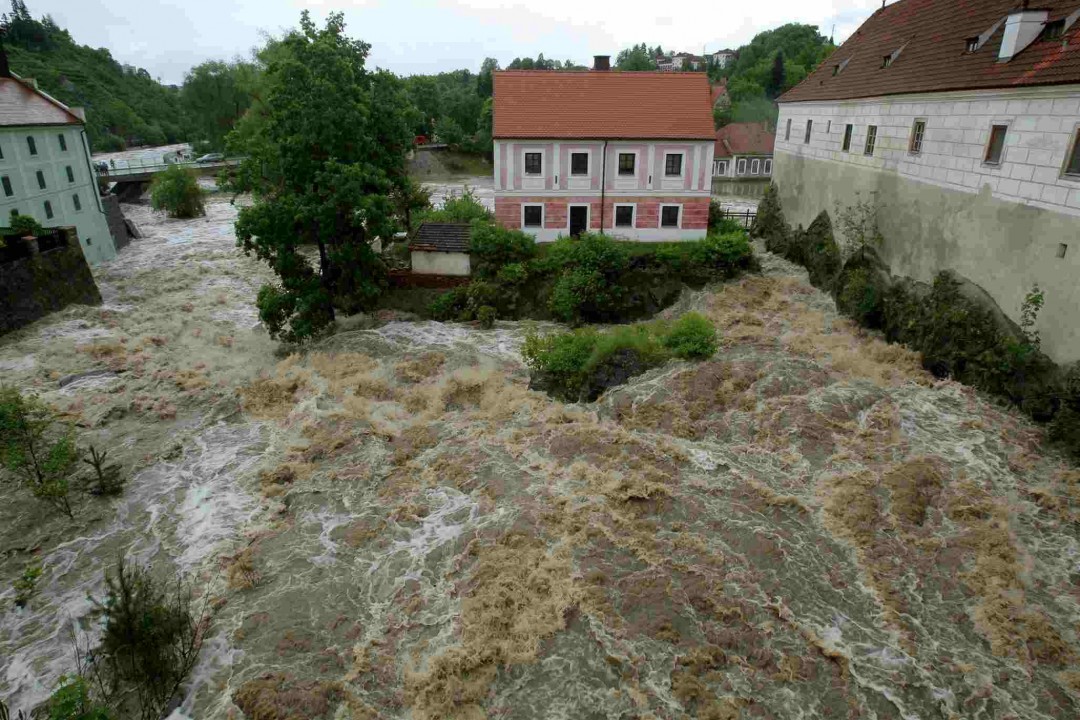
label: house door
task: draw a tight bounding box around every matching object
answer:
[569,206,588,237]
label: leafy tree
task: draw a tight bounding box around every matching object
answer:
[180,60,258,151]
[149,165,206,219]
[0,387,77,518]
[227,12,415,342]
[767,50,786,98]
[477,57,498,98]
[10,212,44,236]
[615,43,655,71]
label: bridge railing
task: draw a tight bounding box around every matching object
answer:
[94,158,242,179]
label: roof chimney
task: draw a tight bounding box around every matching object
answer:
[593,55,610,71]
[998,6,1048,61]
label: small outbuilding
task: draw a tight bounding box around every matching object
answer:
[409,222,471,276]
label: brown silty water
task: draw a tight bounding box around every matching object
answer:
[1,193,1079,719]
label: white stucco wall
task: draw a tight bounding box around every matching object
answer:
[0,125,114,265]
[411,250,471,276]
[773,85,1080,363]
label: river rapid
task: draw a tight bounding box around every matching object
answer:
[1,187,1078,719]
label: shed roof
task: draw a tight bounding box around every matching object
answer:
[410,223,471,253]
[781,0,1080,103]
[493,71,715,140]
[0,77,83,127]
[714,122,775,158]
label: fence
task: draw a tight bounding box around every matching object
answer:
[719,209,757,229]
[0,229,69,264]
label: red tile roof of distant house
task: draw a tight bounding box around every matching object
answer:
[713,122,775,158]
[0,77,82,127]
[710,79,728,106]
[493,71,715,140]
[781,0,1080,103]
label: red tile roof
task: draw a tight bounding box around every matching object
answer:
[714,122,775,158]
[781,0,1080,103]
[493,71,715,140]
[710,79,728,107]
[0,77,82,127]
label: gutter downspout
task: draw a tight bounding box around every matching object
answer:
[600,140,608,232]
[79,127,106,215]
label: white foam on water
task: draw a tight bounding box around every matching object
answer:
[371,320,536,361]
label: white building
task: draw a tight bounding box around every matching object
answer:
[0,70,113,265]
[774,0,1080,363]
[710,49,736,69]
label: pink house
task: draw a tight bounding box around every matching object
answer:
[492,60,716,242]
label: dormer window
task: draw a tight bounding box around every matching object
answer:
[881,55,893,68]
[965,37,979,52]
[832,57,851,76]
[1042,20,1065,40]
[832,65,840,76]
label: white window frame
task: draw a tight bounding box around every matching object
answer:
[521,147,545,177]
[521,203,544,229]
[567,203,591,234]
[804,119,813,144]
[616,150,639,178]
[663,152,685,178]
[909,118,927,155]
[613,203,636,229]
[763,158,772,175]
[658,203,682,230]
[568,149,590,177]
[1061,123,1080,180]
[715,160,728,177]
[864,125,878,156]
[737,158,747,175]
[982,122,1009,167]
[750,158,761,175]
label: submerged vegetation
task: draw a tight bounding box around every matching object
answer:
[0,387,78,518]
[149,165,206,219]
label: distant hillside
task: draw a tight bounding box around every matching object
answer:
[2,2,184,151]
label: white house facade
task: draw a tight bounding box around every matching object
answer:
[774,0,1080,363]
[0,74,113,265]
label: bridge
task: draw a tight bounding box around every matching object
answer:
[95,159,242,201]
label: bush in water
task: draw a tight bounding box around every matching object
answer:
[149,164,206,219]
[0,387,78,518]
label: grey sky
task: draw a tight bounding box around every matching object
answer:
[31,0,883,85]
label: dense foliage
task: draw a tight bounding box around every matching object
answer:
[45,676,114,720]
[523,312,718,402]
[228,12,416,343]
[149,165,206,219]
[0,387,77,517]
[180,60,258,152]
[2,1,183,150]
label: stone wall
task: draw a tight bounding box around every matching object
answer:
[0,226,102,335]
[100,194,132,252]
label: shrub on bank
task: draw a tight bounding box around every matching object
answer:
[523,312,718,402]
[469,221,536,279]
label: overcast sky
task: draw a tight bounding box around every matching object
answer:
[32,0,884,85]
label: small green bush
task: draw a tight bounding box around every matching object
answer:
[662,312,718,359]
[496,262,528,285]
[429,286,469,321]
[0,387,78,518]
[13,562,43,609]
[419,186,492,224]
[46,676,114,720]
[149,165,206,219]
[476,305,497,329]
[690,232,754,277]
[10,213,44,236]
[470,221,536,278]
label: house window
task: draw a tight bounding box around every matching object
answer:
[0,141,4,159]
[618,153,635,176]
[763,159,772,175]
[570,152,589,176]
[864,125,878,156]
[751,158,760,175]
[524,152,542,175]
[909,119,926,154]
[737,158,747,175]
[842,124,853,152]
[44,200,53,219]
[660,205,680,228]
[58,134,67,151]
[66,165,75,183]
[984,124,1008,165]
[804,119,813,144]
[26,136,37,155]
[881,55,893,68]
[716,160,727,176]
[1,176,11,197]
[614,205,634,227]
[1062,128,1080,177]
[827,120,831,134]
[522,204,543,228]
[785,118,792,141]
[965,37,979,53]
[73,193,82,211]
[36,170,46,189]
[664,153,683,176]
[1043,20,1065,40]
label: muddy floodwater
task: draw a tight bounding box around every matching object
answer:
[2,187,1079,719]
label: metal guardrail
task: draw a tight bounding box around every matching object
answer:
[94,158,242,179]
[719,209,757,229]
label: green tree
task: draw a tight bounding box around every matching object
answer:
[45,676,114,720]
[767,50,786,98]
[615,43,655,71]
[180,60,258,151]
[149,165,206,219]
[477,57,498,98]
[0,387,77,518]
[226,12,415,342]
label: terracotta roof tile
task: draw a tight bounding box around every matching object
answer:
[0,77,82,127]
[493,71,715,140]
[714,122,775,158]
[410,223,471,253]
[781,0,1080,103]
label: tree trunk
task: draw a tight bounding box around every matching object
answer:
[312,226,336,322]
